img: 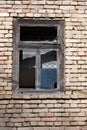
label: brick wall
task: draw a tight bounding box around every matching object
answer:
[0,0,87,129]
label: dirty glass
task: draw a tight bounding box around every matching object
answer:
[19,49,36,88]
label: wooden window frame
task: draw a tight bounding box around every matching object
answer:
[12,18,64,92]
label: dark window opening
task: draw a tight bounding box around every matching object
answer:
[20,26,57,41]
[19,50,36,88]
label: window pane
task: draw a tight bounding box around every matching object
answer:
[19,49,36,88]
[20,26,57,41]
[41,49,57,89]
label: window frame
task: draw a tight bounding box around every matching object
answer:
[12,18,65,92]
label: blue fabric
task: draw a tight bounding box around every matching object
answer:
[41,68,57,89]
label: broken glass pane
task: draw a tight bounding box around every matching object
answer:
[20,26,57,41]
[19,49,36,88]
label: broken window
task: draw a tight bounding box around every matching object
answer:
[19,49,36,88]
[13,19,64,92]
[20,26,57,41]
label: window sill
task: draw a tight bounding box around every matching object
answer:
[14,88,64,94]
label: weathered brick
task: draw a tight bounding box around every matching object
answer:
[0,128,11,130]
[0,13,9,17]
[18,128,33,130]
[34,127,49,130]
[0,1,87,130]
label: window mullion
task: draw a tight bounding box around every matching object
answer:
[35,49,41,89]
[57,48,60,90]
